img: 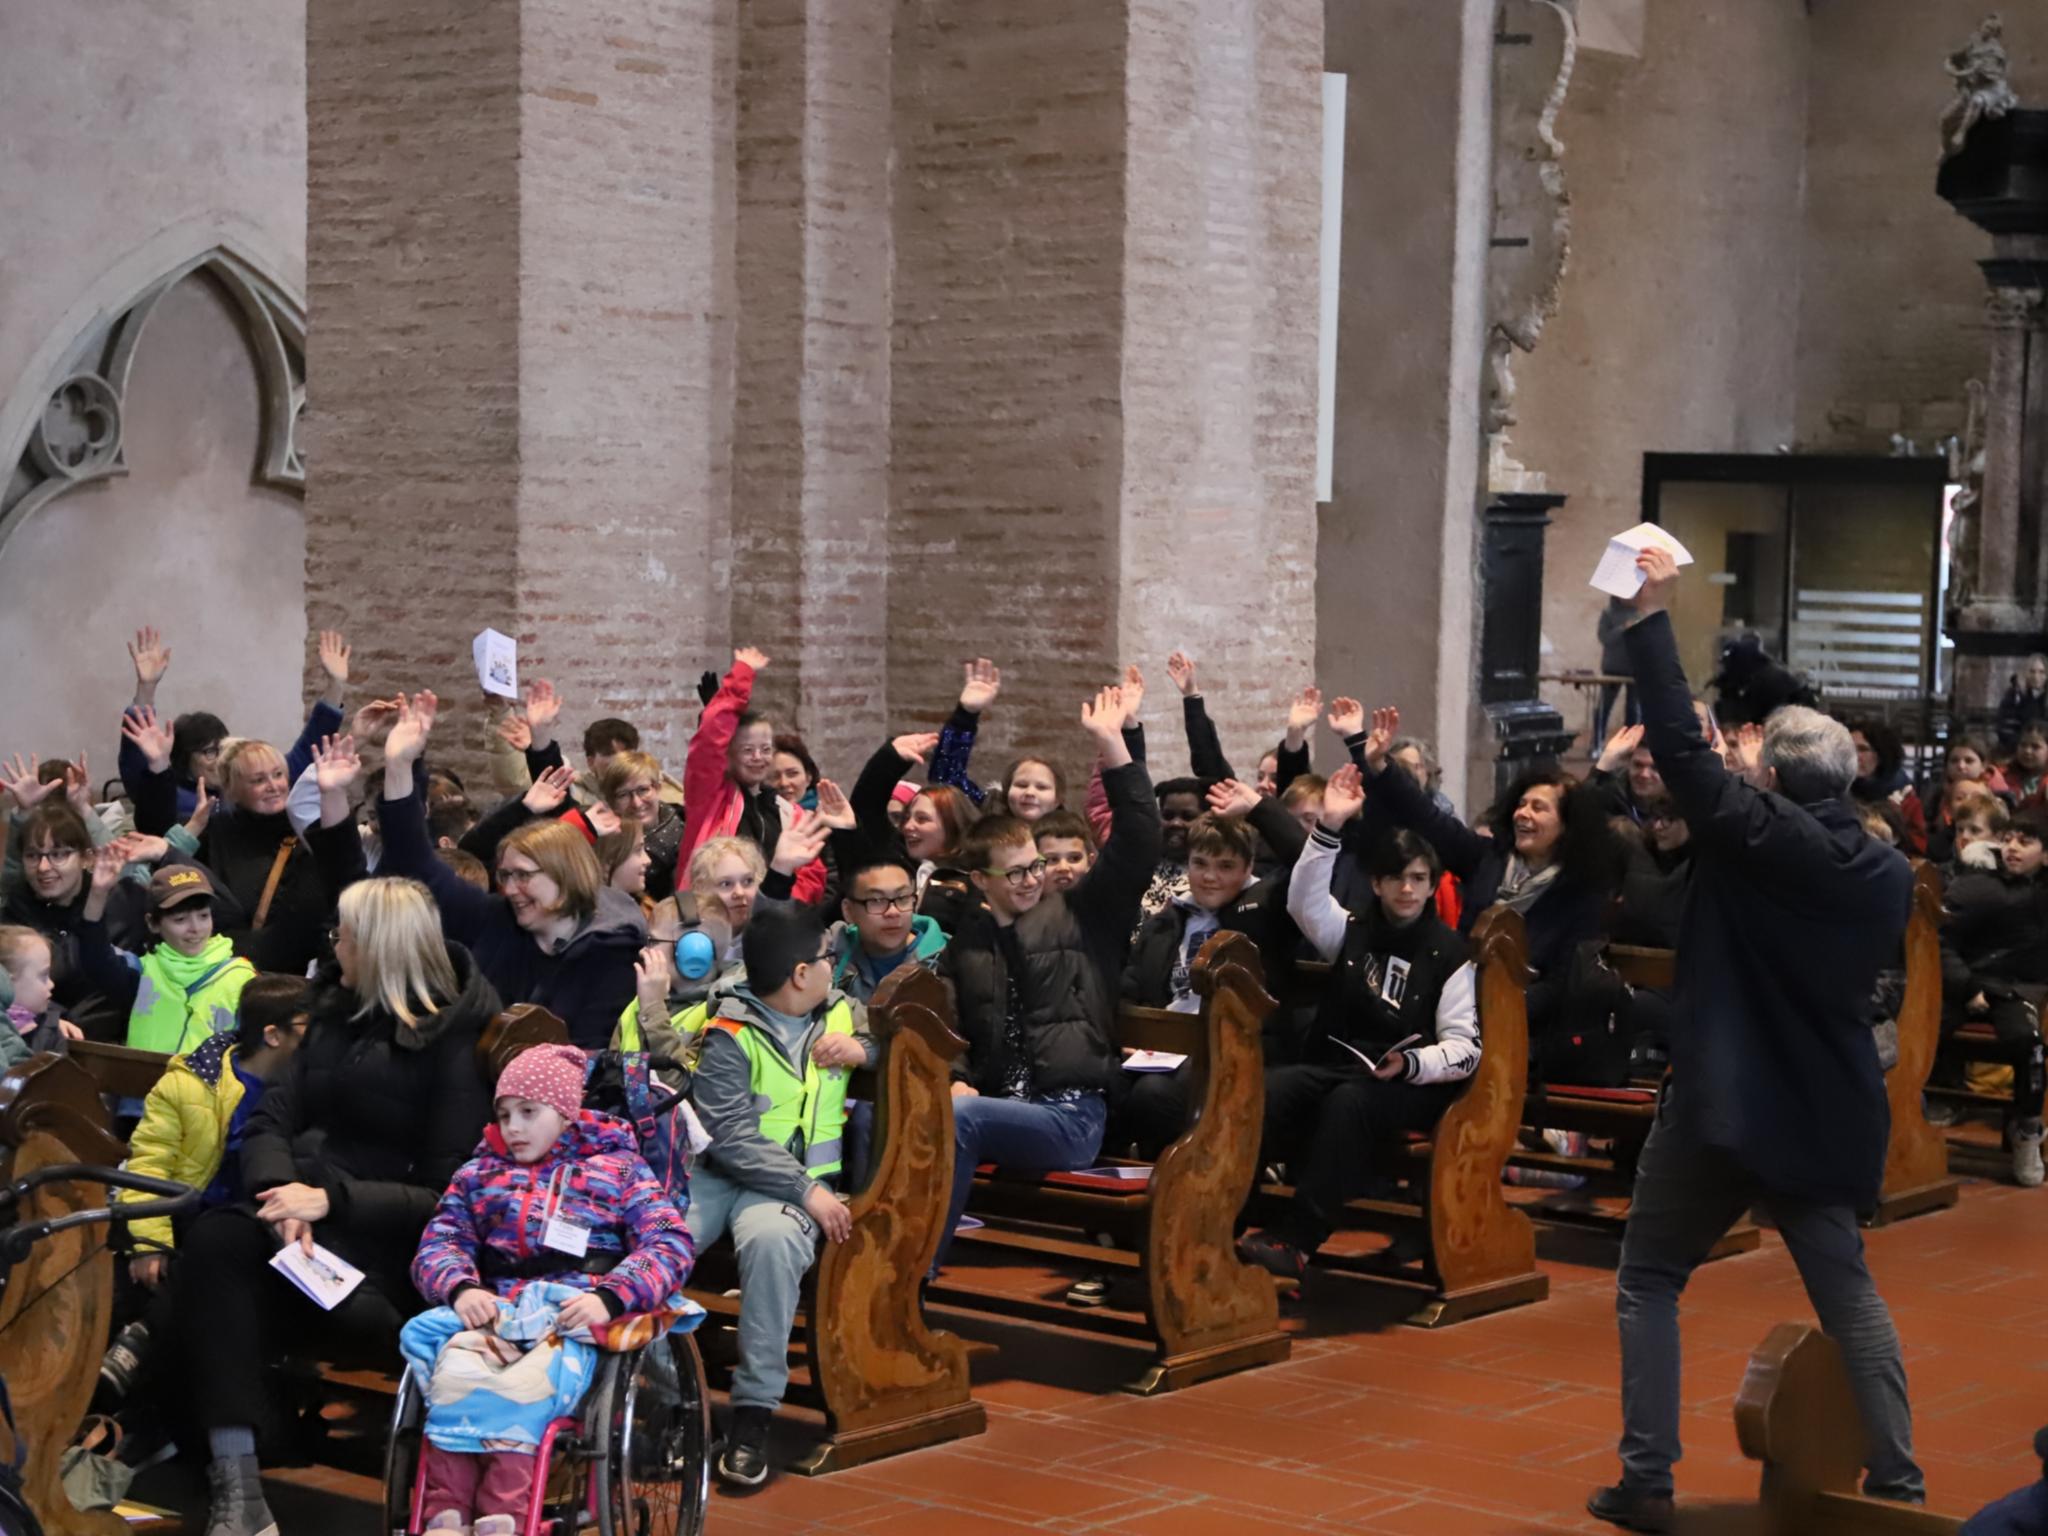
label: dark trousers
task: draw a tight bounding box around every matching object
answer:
[172,1208,410,1449]
[1944,994,2046,1121]
[1595,682,1639,741]
[1259,1065,1457,1248]
[1105,1064,1195,1161]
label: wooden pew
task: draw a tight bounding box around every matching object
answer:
[678,968,986,1473]
[1873,863,1963,1224]
[1258,906,1549,1327]
[68,1038,173,1106]
[1736,1322,1962,1536]
[934,931,1291,1392]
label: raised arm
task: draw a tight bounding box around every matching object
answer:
[377,693,497,944]
[1174,655,1237,785]
[1069,686,1164,932]
[683,649,762,853]
[928,659,998,806]
[1284,769,1363,962]
[1357,707,1491,878]
[120,708,181,837]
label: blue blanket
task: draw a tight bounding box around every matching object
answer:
[398,1283,602,1455]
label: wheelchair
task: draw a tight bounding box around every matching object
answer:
[382,1325,711,1536]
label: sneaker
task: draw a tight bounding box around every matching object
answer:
[1235,1232,1309,1281]
[716,1405,774,1490]
[425,1514,470,1536]
[474,1518,517,1536]
[2012,1118,2045,1188]
[203,1455,277,1536]
[1585,1482,1674,1533]
[1065,1273,1109,1308]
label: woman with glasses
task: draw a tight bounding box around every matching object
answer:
[375,693,647,1049]
[561,750,684,902]
[679,647,826,905]
[0,801,151,1040]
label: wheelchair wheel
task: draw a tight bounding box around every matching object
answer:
[380,1367,427,1536]
[591,1333,711,1536]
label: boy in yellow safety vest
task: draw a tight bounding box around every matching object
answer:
[676,905,874,1491]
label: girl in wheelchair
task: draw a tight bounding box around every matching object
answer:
[402,1043,696,1535]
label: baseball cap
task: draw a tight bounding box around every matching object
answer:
[147,865,216,915]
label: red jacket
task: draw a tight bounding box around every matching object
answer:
[678,661,826,904]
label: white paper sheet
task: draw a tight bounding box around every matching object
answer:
[1589,523,1695,599]
[473,627,519,700]
[1122,1050,1189,1074]
[270,1241,366,1311]
[1327,1032,1422,1075]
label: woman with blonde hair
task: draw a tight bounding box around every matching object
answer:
[376,693,647,1047]
[166,873,501,1536]
[564,749,684,901]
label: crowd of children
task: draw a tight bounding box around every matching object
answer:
[1,626,2042,1533]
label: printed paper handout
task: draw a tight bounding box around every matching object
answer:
[270,1241,366,1311]
[473,628,519,700]
[1122,1050,1189,1073]
[1076,1165,1154,1181]
[1327,1032,1422,1076]
[1589,523,1694,600]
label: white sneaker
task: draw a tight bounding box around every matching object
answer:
[2012,1119,2045,1188]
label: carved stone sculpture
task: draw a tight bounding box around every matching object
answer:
[1486,0,1578,493]
[1941,14,2019,161]
[1947,378,1988,610]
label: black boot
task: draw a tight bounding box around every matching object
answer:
[1585,1483,1674,1533]
[716,1405,774,1490]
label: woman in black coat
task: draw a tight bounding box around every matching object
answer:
[167,875,501,1536]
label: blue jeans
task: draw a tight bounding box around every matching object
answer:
[1615,1096,1921,1502]
[935,1091,1107,1272]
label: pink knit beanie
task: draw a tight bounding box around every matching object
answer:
[495,1043,588,1123]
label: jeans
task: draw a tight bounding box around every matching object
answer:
[1615,1098,1922,1501]
[684,1165,819,1411]
[937,1091,1106,1271]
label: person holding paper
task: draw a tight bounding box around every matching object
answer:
[1587,546,1922,1532]
[1236,782,1479,1282]
[166,875,501,1536]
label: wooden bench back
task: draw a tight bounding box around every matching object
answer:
[1603,943,1675,991]
[69,1039,171,1104]
[1882,861,1947,1195]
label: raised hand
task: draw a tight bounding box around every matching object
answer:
[523,765,576,816]
[585,802,623,838]
[1285,685,1323,746]
[1326,696,1365,738]
[382,691,438,767]
[634,943,674,1019]
[0,754,51,810]
[1633,547,1680,616]
[813,778,857,832]
[496,712,533,753]
[1732,720,1765,780]
[523,679,562,740]
[1363,706,1400,774]
[771,810,829,875]
[1206,778,1260,819]
[1166,651,1198,698]
[1596,722,1645,775]
[351,697,403,747]
[1081,684,1130,746]
[958,658,1002,713]
[89,844,124,896]
[318,630,352,705]
[1322,763,1366,828]
[311,734,362,793]
[121,708,175,775]
[184,779,214,839]
[63,752,92,810]
[734,646,770,672]
[1122,664,1146,722]
[111,833,170,867]
[128,626,171,703]
[891,731,939,767]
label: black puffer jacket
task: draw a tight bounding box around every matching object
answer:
[1122,880,1295,1012]
[941,762,1162,1097]
[1942,867,2048,999]
[241,942,501,1286]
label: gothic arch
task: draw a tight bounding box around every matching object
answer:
[0,233,305,558]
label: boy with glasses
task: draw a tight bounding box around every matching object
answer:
[932,686,1162,1271]
[831,856,949,1003]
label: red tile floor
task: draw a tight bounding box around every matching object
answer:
[159,1153,2046,1534]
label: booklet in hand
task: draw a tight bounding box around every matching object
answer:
[270,1240,366,1311]
[1327,1033,1422,1075]
[1122,1050,1188,1073]
[1589,523,1693,600]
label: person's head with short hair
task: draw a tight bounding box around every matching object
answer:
[730,711,777,790]
[1760,707,1859,804]
[1279,775,1327,837]
[597,750,664,829]
[770,734,819,805]
[17,802,91,906]
[1626,747,1665,805]
[742,905,834,1014]
[962,815,1045,923]
[1387,737,1441,797]
[428,796,478,849]
[220,739,291,817]
[998,758,1064,823]
[1155,777,1206,862]
[1255,751,1281,799]
[1367,830,1441,929]
[495,820,602,936]
[901,784,974,866]
[333,877,460,1029]
[1953,787,2010,853]
[1946,734,1994,788]
[424,766,467,807]
[1184,814,1254,913]
[233,973,312,1066]
[595,824,650,897]
[2026,654,2048,695]
[436,846,492,891]
[2015,723,2048,777]
[842,856,920,958]
[1638,793,1690,854]
[2005,807,2048,878]
[583,717,640,778]
[1848,719,1904,787]
[0,926,54,1018]
[145,864,217,957]
[1033,808,1097,893]
[172,711,228,787]
[690,836,766,934]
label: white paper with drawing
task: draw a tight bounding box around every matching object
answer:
[1588,524,1694,600]
[473,628,519,700]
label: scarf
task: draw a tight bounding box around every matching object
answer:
[129,935,254,1056]
[1495,855,1562,915]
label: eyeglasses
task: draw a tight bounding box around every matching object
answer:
[735,746,775,761]
[25,848,79,867]
[982,858,1048,888]
[854,892,917,916]
[497,866,544,888]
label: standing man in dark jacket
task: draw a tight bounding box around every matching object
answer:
[1588,549,1923,1532]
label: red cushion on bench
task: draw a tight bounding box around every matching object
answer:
[973,1163,1152,1195]
[1534,1085,1656,1105]
[1952,1024,1997,1044]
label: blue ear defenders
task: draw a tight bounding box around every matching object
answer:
[674,930,716,981]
